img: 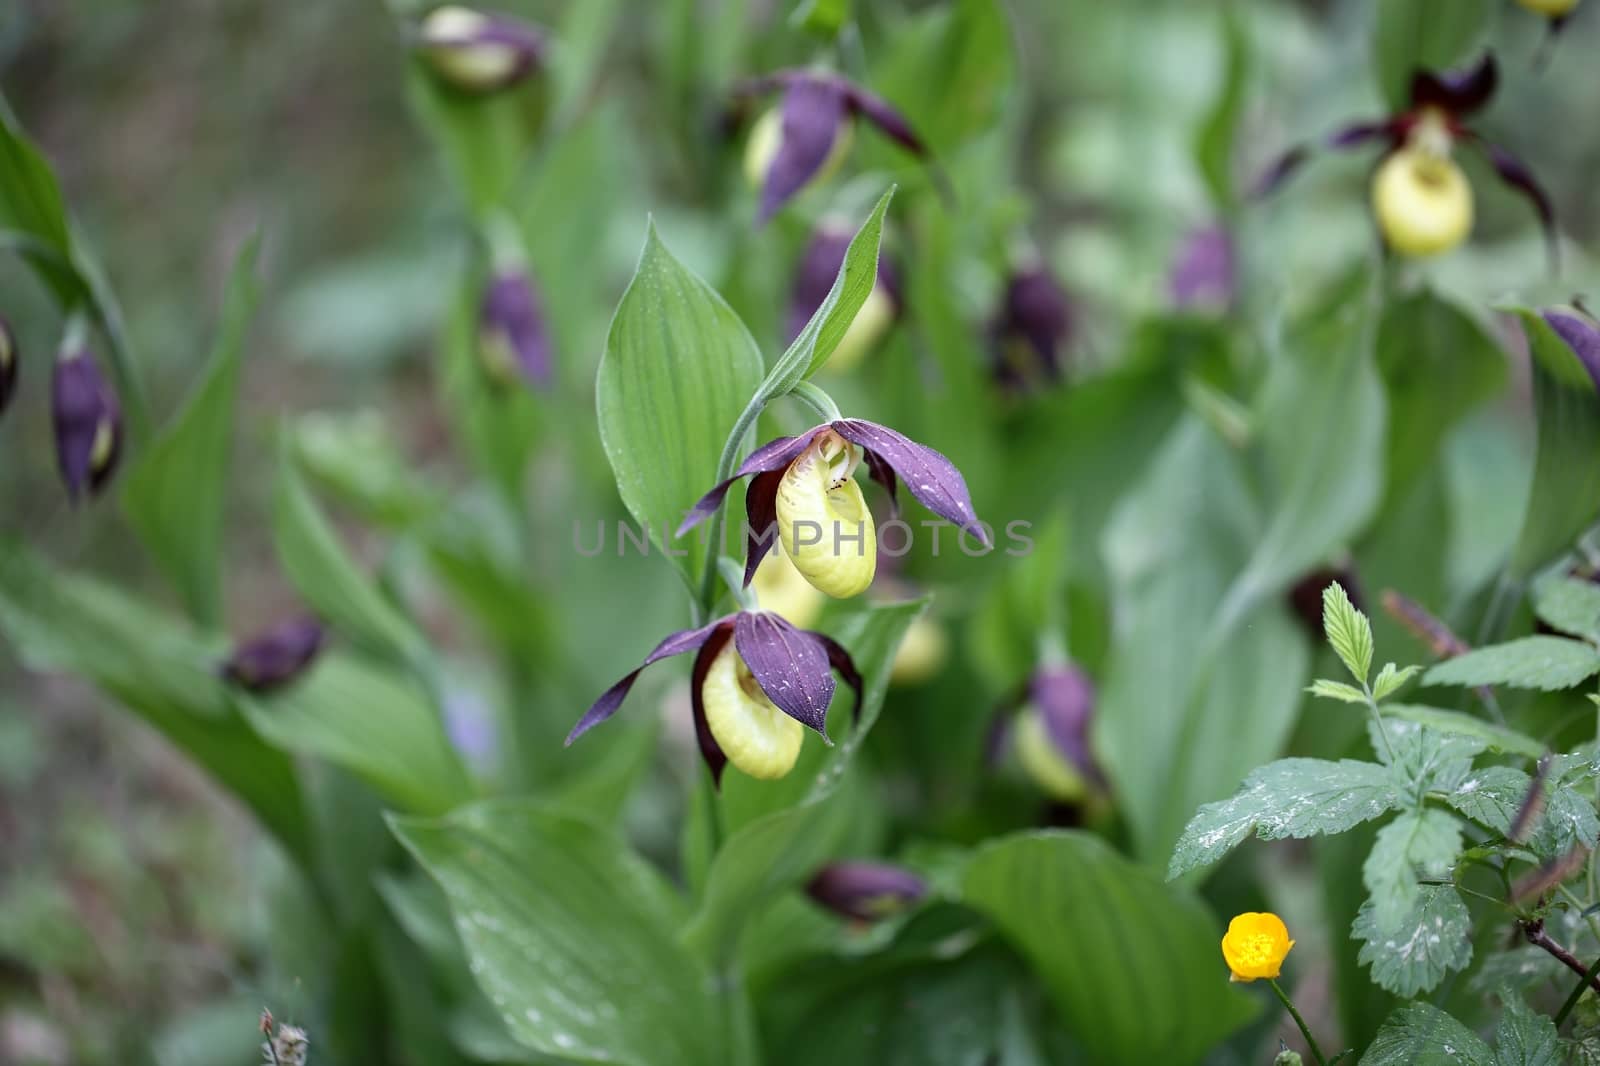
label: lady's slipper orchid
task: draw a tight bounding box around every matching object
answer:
[805,861,927,923]
[565,610,862,784]
[52,344,122,503]
[222,617,326,693]
[0,316,16,418]
[1288,565,1363,641]
[1005,664,1102,804]
[1544,308,1600,394]
[991,262,1073,387]
[749,543,825,630]
[479,265,553,388]
[679,419,987,600]
[788,223,901,374]
[735,70,930,223]
[1221,912,1295,982]
[415,5,546,94]
[1168,226,1236,312]
[1259,55,1553,261]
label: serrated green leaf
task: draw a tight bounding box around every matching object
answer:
[1443,765,1537,836]
[238,653,471,816]
[1493,991,1562,1066]
[1359,1001,1491,1066]
[1168,758,1401,879]
[1422,636,1600,692]
[1385,705,1544,759]
[1380,719,1485,793]
[1324,581,1375,684]
[392,803,724,1066]
[964,831,1256,1066]
[1309,678,1369,704]
[1354,884,1473,997]
[1533,576,1600,645]
[1373,663,1423,701]
[1443,763,1600,861]
[122,237,260,626]
[596,222,765,587]
[1363,809,1463,930]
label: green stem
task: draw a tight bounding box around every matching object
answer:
[789,380,841,423]
[695,395,769,623]
[1269,979,1327,1066]
[1555,950,1600,1028]
[1362,682,1396,765]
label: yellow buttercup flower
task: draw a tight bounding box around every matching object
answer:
[1518,0,1579,14]
[1221,912,1295,983]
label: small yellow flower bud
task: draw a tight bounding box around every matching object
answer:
[821,284,896,375]
[742,107,855,193]
[1221,912,1295,982]
[1014,706,1091,803]
[1371,146,1473,258]
[889,617,948,685]
[1518,0,1579,14]
[750,544,825,629]
[701,639,804,780]
[776,431,877,599]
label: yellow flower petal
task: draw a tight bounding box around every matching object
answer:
[1221,911,1294,982]
[701,639,804,780]
[1371,146,1473,258]
[776,432,877,599]
[1518,0,1579,14]
[750,544,825,629]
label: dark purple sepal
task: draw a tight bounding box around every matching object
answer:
[1031,664,1100,784]
[741,469,784,588]
[690,626,734,786]
[830,419,988,545]
[841,84,927,158]
[222,617,325,693]
[1251,121,1396,199]
[1288,566,1364,641]
[1409,54,1497,117]
[1167,226,1236,311]
[1469,137,1558,271]
[805,861,927,922]
[1543,312,1600,395]
[759,78,851,223]
[995,265,1072,380]
[861,448,898,519]
[565,619,727,745]
[0,316,16,417]
[52,349,122,503]
[677,430,825,537]
[809,631,863,723]
[480,267,553,388]
[734,611,835,738]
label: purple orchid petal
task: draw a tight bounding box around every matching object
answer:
[741,469,785,588]
[1543,312,1600,395]
[677,430,824,537]
[1409,54,1497,117]
[480,267,553,388]
[690,626,734,787]
[1252,121,1397,198]
[759,79,851,223]
[1168,225,1236,311]
[841,84,927,158]
[809,631,863,723]
[566,620,728,745]
[734,611,835,738]
[805,861,927,922]
[996,265,1072,380]
[1470,137,1558,271]
[861,448,898,519]
[0,316,15,418]
[415,8,547,92]
[222,617,325,693]
[52,347,123,503]
[1030,664,1100,784]
[830,419,988,545]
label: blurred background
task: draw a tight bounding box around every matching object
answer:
[3,0,1599,1062]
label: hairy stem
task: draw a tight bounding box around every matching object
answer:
[1523,920,1600,1003]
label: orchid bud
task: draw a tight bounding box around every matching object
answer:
[479,266,553,388]
[52,344,122,503]
[700,637,805,780]
[222,617,325,693]
[1545,310,1600,395]
[416,5,545,94]
[1168,226,1235,312]
[1518,0,1579,13]
[789,224,900,374]
[0,316,17,417]
[1371,144,1473,257]
[742,104,855,209]
[1014,664,1099,804]
[775,429,877,599]
[805,862,927,923]
[889,616,948,685]
[992,262,1072,385]
[1288,566,1362,641]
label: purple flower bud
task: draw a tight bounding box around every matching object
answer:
[992,263,1073,386]
[222,617,325,693]
[480,267,553,388]
[52,347,122,503]
[0,316,16,418]
[786,223,900,344]
[416,5,546,94]
[1028,663,1099,785]
[1288,566,1363,641]
[1167,226,1235,312]
[805,861,926,923]
[1544,311,1600,396]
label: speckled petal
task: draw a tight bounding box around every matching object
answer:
[831,419,987,545]
[734,611,835,737]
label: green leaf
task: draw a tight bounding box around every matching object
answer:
[1380,719,1485,792]
[1360,1001,1491,1066]
[597,222,765,586]
[404,65,535,218]
[1309,678,1369,705]
[273,447,426,665]
[0,540,311,866]
[1509,311,1600,577]
[1493,991,1562,1066]
[1194,1,1251,211]
[786,188,893,384]
[0,93,82,305]
[122,237,261,626]
[963,831,1256,1066]
[1422,636,1600,692]
[793,0,851,38]
[682,599,925,960]
[1533,576,1600,645]
[1363,809,1463,930]
[1354,884,1473,996]
[239,653,471,816]
[1324,554,1375,685]
[1168,758,1402,879]
[291,410,443,530]
[1443,765,1537,835]
[868,0,1013,157]
[1372,0,1492,111]
[1385,705,1545,759]
[392,802,724,1066]
[1372,663,1423,701]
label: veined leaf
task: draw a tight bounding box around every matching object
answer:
[1168,757,1401,879]
[1492,991,1562,1066]
[1385,705,1544,759]
[1362,809,1463,930]
[1373,663,1423,701]
[1309,678,1368,705]
[1324,581,1375,684]
[1354,884,1473,996]
[1422,636,1600,692]
[787,188,893,384]
[122,236,261,626]
[1379,719,1484,793]
[1194,1,1250,211]
[1533,576,1600,645]
[1360,1001,1491,1066]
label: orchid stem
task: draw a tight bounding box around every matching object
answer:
[1268,979,1327,1066]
